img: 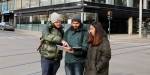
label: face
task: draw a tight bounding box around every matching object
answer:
[53,20,62,29]
[89,25,96,36]
[71,21,80,30]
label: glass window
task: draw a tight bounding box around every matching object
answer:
[15,0,21,10]
[8,0,14,10]
[52,0,64,5]
[39,15,49,24]
[22,0,30,9]
[133,0,139,8]
[114,0,127,6]
[32,15,41,24]
[65,0,81,3]
[0,2,2,11]
[84,0,105,4]
[83,13,97,24]
[30,0,40,8]
[40,0,51,6]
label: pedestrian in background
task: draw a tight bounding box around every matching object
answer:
[62,15,88,75]
[85,22,111,75]
[37,12,64,75]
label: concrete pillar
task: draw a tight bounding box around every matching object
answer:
[139,0,143,38]
[1,15,4,22]
[128,17,133,36]
[14,15,16,28]
[143,0,148,9]
[127,0,133,7]
[81,12,84,23]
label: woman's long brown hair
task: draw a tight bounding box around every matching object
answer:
[88,22,104,46]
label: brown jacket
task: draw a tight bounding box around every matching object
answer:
[85,36,111,75]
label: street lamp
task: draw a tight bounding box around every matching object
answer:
[107,10,112,40]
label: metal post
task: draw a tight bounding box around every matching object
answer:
[19,13,21,29]
[108,16,111,40]
[139,0,142,38]
[107,11,112,40]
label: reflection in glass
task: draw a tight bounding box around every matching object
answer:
[52,0,64,5]
[40,0,51,6]
[8,0,14,10]
[65,0,81,3]
[30,0,40,8]
[15,0,21,9]
[22,0,30,9]
[114,0,127,6]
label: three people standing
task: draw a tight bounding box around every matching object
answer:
[38,12,111,75]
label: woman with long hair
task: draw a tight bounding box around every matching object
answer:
[85,22,111,75]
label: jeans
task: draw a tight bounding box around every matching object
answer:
[41,57,60,75]
[65,62,85,75]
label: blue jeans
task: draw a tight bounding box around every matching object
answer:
[65,62,85,75]
[41,57,60,75]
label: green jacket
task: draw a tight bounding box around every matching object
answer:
[38,25,63,60]
[64,26,88,63]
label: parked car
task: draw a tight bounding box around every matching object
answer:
[0,22,15,31]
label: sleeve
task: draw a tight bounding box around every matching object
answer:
[73,31,88,57]
[41,27,62,44]
[96,38,111,71]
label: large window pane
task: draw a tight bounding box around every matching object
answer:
[40,0,51,6]
[52,0,64,5]
[65,0,81,3]
[114,0,127,6]
[8,0,14,10]
[0,2,2,11]
[84,0,105,4]
[30,0,40,8]
[15,0,21,10]
[39,15,48,24]
[32,15,41,24]
[22,0,30,9]
[83,13,97,24]
[133,0,139,8]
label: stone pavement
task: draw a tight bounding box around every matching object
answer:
[0,30,150,75]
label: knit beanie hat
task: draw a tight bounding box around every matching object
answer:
[50,12,62,23]
[72,14,81,23]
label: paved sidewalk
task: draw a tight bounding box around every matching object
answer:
[0,30,150,75]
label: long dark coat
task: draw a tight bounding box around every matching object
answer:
[85,37,111,75]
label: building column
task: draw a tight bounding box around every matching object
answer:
[127,0,133,7]
[1,15,4,22]
[128,17,133,36]
[143,0,148,9]
[14,15,16,28]
[81,12,84,23]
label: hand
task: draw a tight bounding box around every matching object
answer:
[63,47,74,53]
[61,40,70,47]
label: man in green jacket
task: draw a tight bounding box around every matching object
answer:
[63,15,88,75]
[38,12,64,75]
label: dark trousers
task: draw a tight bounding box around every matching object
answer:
[65,62,84,75]
[41,57,60,75]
